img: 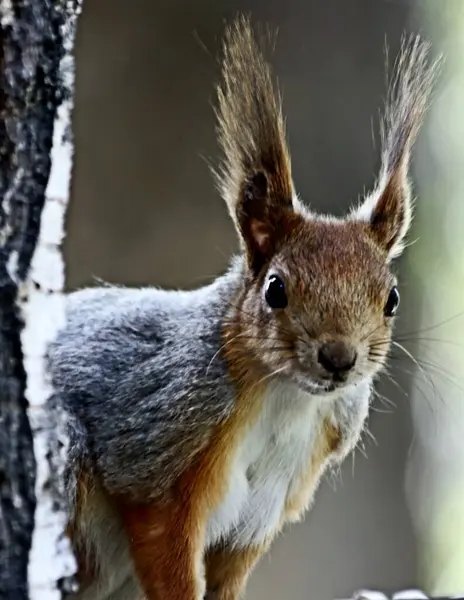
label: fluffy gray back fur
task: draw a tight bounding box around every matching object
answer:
[47,259,245,503]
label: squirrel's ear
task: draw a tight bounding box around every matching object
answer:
[214,16,297,273]
[353,36,441,260]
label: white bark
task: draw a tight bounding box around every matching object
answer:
[22,132,76,598]
[16,3,82,598]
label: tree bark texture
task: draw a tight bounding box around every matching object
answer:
[0,1,81,599]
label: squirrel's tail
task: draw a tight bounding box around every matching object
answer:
[215,15,293,221]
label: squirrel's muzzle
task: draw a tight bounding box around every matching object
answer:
[317,340,358,379]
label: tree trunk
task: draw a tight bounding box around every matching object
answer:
[0,1,81,598]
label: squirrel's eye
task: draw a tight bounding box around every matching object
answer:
[265,275,288,309]
[384,286,400,317]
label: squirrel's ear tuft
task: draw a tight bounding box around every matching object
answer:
[214,15,297,273]
[353,35,442,260]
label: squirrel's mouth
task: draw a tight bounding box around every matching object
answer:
[291,374,341,396]
[289,362,355,396]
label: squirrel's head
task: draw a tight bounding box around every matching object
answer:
[217,17,440,395]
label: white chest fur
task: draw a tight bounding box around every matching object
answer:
[205,378,371,550]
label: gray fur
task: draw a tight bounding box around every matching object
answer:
[47,258,245,502]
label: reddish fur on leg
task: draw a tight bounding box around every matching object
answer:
[119,377,267,600]
[121,500,204,600]
[205,543,269,600]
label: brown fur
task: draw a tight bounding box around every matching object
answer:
[205,543,270,600]
[118,374,268,600]
[222,216,396,396]
[68,470,97,586]
[120,498,201,599]
[354,35,441,258]
[215,16,296,273]
[369,171,410,254]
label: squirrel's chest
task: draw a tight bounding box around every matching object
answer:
[205,383,327,549]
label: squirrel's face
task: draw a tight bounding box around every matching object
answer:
[217,18,437,395]
[237,218,399,396]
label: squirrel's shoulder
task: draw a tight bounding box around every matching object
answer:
[46,259,245,499]
[62,255,244,332]
[53,256,244,349]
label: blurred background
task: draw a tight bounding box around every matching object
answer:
[67,1,464,599]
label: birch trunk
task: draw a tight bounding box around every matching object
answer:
[0,0,81,598]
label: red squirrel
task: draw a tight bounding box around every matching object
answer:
[47,15,440,600]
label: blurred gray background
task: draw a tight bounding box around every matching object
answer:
[66,1,462,599]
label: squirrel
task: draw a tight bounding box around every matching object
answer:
[47,15,439,600]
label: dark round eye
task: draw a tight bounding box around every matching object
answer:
[265,275,288,309]
[384,286,400,317]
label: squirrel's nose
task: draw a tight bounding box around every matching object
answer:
[318,340,357,375]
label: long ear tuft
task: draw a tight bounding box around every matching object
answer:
[214,15,296,272]
[354,35,442,259]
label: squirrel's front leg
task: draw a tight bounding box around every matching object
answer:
[205,543,270,600]
[120,499,206,600]
[119,441,235,600]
